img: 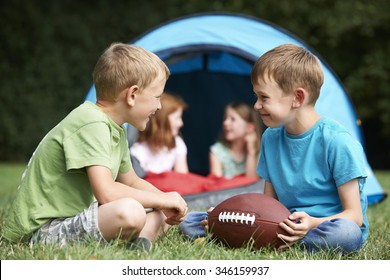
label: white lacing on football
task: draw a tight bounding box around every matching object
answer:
[218,211,256,225]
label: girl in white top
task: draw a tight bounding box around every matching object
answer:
[209,102,262,179]
[131,92,189,174]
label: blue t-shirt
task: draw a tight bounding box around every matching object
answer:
[257,117,369,242]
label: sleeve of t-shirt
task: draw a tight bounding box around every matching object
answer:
[210,142,224,161]
[63,122,112,171]
[327,132,367,187]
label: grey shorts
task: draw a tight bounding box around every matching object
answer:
[30,201,106,246]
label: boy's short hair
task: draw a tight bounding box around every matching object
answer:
[93,43,170,101]
[251,44,324,104]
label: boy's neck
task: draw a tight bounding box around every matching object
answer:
[96,99,125,126]
[285,107,320,135]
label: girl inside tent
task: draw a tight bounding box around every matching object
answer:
[209,102,262,179]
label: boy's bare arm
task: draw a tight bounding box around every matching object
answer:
[289,178,363,227]
[116,168,163,194]
[277,178,363,246]
[86,165,187,218]
[334,179,363,226]
[264,181,277,198]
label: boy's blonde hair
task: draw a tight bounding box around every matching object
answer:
[93,43,170,101]
[251,44,324,104]
[138,92,187,152]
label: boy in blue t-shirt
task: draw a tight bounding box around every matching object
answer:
[251,43,368,253]
[180,43,368,254]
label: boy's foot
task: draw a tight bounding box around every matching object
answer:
[127,237,153,252]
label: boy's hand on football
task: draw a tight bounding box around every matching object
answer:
[200,207,214,232]
[277,211,316,248]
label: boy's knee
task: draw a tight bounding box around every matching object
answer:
[114,198,147,231]
[151,209,167,226]
[301,218,363,254]
[142,209,170,238]
[321,219,362,242]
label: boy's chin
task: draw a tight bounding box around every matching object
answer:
[136,120,149,131]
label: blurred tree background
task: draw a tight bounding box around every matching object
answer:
[0,0,389,168]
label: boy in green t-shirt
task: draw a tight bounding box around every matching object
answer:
[2,43,188,249]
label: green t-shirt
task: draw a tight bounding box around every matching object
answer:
[2,102,131,242]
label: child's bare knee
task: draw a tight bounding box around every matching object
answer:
[115,198,147,234]
[138,209,169,241]
[148,209,167,228]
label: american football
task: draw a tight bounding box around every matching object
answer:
[208,193,291,249]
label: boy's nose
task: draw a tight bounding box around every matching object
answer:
[254,100,262,110]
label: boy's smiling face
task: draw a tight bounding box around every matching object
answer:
[128,73,166,131]
[253,75,295,128]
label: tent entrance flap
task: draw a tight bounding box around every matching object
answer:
[165,70,255,175]
[162,48,257,175]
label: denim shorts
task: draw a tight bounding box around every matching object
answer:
[29,201,106,246]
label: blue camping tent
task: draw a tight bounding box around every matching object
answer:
[86,13,385,205]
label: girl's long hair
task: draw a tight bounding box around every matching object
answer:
[137,92,187,152]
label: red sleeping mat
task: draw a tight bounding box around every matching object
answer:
[144,171,259,196]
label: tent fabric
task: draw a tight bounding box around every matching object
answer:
[85,12,385,205]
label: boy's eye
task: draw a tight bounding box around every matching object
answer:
[254,92,267,101]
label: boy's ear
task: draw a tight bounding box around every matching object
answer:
[126,85,139,107]
[292,88,306,108]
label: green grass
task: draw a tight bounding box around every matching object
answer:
[0,163,389,260]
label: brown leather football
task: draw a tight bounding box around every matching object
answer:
[208,193,291,249]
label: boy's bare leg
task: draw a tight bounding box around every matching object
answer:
[97,198,147,241]
[139,210,169,241]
